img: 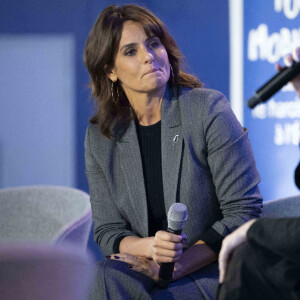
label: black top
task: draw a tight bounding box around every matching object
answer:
[135,120,167,236]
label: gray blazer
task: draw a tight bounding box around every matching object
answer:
[85,87,262,256]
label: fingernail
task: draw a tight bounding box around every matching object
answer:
[105,255,111,259]
[284,56,293,67]
[128,264,133,268]
[114,255,120,259]
[293,47,300,62]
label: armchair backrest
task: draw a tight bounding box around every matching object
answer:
[262,194,300,218]
[0,186,92,249]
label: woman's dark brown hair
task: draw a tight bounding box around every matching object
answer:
[83,4,202,138]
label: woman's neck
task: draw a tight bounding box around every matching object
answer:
[135,96,162,126]
[127,87,166,126]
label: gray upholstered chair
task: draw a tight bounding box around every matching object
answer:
[0,243,95,300]
[262,194,300,218]
[0,186,92,249]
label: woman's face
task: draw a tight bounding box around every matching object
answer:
[109,21,170,99]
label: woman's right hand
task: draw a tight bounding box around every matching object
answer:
[149,230,187,263]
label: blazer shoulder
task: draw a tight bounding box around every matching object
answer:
[178,87,230,118]
[179,87,228,105]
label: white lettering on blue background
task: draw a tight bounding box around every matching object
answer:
[274,0,300,19]
[248,24,300,63]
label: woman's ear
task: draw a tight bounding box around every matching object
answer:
[108,72,117,82]
[105,64,117,82]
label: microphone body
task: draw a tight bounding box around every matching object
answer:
[158,203,188,288]
[247,61,300,109]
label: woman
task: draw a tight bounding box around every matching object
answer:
[84,4,262,299]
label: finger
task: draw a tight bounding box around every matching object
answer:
[153,238,184,251]
[293,47,300,62]
[155,230,183,243]
[109,254,126,262]
[109,253,138,267]
[153,247,183,259]
[153,253,182,263]
[152,245,183,263]
[218,247,228,283]
[218,258,227,283]
[218,238,233,283]
[284,53,294,67]
[108,253,132,260]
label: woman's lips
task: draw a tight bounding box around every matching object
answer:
[143,68,160,77]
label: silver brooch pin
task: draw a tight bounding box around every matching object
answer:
[173,135,179,144]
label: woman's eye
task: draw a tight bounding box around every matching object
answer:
[125,49,136,56]
[150,41,160,49]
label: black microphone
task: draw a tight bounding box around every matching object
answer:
[247,61,300,109]
[158,203,188,288]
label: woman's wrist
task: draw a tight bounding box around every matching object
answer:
[144,236,155,259]
[119,236,154,258]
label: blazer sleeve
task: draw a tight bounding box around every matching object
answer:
[202,90,263,239]
[85,126,139,256]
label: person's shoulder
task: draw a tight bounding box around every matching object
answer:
[178,87,229,111]
[179,87,227,102]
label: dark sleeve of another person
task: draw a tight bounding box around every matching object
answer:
[247,217,300,262]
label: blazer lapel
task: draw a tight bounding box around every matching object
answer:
[117,121,148,237]
[161,86,184,213]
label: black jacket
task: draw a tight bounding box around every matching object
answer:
[218,218,300,300]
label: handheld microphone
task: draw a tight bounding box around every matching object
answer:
[158,203,188,288]
[247,61,300,109]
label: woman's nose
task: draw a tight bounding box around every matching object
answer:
[141,46,154,64]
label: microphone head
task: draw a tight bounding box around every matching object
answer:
[167,203,188,231]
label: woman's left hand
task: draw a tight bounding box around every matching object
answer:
[109,253,160,282]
